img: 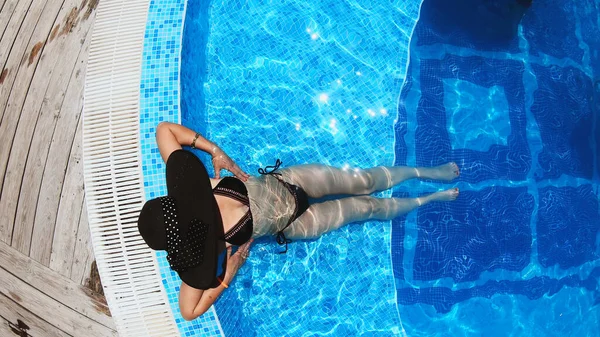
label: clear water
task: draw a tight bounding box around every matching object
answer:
[180,0,600,336]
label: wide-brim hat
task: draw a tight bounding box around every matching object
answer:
[137,149,226,289]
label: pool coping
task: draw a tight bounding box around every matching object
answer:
[82,0,181,335]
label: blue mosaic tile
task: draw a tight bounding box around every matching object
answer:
[522,0,585,64]
[530,64,595,180]
[391,191,410,282]
[398,267,600,314]
[180,0,210,135]
[415,55,531,183]
[413,187,534,282]
[416,0,522,53]
[537,185,600,269]
[576,1,600,77]
[139,0,223,335]
[393,66,412,168]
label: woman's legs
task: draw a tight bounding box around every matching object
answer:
[284,188,459,239]
[281,163,459,198]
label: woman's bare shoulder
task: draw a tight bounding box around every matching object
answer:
[209,178,221,189]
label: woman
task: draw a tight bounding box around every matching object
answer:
[137,122,459,321]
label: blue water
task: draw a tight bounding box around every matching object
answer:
[180,0,600,336]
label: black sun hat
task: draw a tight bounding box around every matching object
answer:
[137,149,227,289]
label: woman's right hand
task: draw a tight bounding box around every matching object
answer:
[225,239,253,278]
[211,146,250,182]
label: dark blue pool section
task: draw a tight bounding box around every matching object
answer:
[416,0,522,53]
[398,266,600,313]
[537,185,600,269]
[531,64,595,180]
[414,187,534,282]
[521,2,584,64]
[391,191,410,281]
[392,0,600,335]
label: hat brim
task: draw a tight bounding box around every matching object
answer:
[165,149,226,289]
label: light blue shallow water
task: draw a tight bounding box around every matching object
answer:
[185,1,422,335]
[140,0,600,335]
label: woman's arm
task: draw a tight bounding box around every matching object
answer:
[179,239,253,321]
[156,122,217,162]
[155,122,249,181]
[179,269,237,320]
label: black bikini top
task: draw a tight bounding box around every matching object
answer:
[213,177,253,246]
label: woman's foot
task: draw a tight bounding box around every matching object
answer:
[431,187,460,201]
[416,162,460,181]
[417,188,460,206]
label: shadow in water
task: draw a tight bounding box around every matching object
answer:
[418,0,531,50]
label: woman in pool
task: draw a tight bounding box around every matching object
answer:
[137,122,459,320]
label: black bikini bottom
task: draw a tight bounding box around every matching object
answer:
[282,180,310,222]
[259,159,310,253]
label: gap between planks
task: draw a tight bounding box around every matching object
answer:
[0,0,65,246]
[0,292,72,337]
[33,7,96,268]
[0,266,116,337]
[0,240,115,330]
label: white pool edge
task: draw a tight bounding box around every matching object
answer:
[82,0,180,335]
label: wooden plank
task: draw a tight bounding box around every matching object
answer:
[10,0,87,257]
[0,0,86,253]
[0,0,33,73]
[0,240,116,331]
[0,0,34,123]
[70,199,94,286]
[0,317,13,337]
[0,292,72,337]
[30,7,96,266]
[48,73,87,276]
[0,266,117,337]
[0,0,58,245]
[0,0,19,43]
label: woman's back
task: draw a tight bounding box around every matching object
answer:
[245,174,296,237]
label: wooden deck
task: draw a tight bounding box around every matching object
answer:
[0,0,116,335]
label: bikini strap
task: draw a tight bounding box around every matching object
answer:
[213,186,249,205]
[258,159,283,176]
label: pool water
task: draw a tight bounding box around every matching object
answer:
[178,0,600,335]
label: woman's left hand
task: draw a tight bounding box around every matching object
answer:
[211,146,250,182]
[225,239,253,279]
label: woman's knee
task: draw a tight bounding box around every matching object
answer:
[350,195,392,219]
[354,169,376,194]
[345,195,376,218]
[368,197,395,219]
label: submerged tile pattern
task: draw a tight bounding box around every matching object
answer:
[181,0,422,336]
[414,187,534,282]
[393,0,600,336]
[139,0,223,335]
[530,64,595,180]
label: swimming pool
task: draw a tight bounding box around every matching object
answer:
[140,0,600,335]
